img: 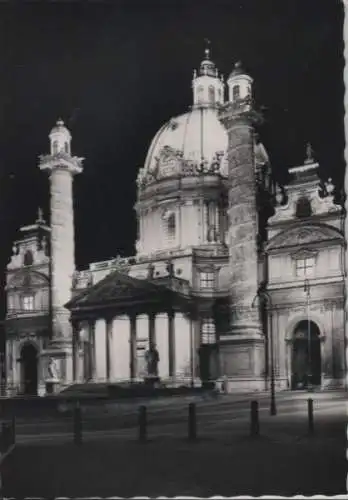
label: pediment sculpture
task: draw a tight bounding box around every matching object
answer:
[156,145,183,178]
[7,269,49,289]
[266,224,344,251]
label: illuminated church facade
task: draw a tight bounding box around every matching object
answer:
[4,50,346,395]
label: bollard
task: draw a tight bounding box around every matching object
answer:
[250,400,260,437]
[138,405,147,442]
[1,423,8,452]
[307,398,314,435]
[73,402,82,446]
[188,402,197,441]
[11,416,16,446]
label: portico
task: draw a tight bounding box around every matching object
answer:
[66,270,199,385]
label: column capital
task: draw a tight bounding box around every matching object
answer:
[104,314,115,325]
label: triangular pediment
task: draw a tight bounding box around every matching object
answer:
[66,270,191,310]
[266,223,343,252]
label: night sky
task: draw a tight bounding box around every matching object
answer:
[0,0,344,314]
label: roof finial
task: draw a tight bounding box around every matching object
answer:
[304,142,314,164]
[204,38,211,60]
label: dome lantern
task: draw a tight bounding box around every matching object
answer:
[49,118,72,156]
[227,61,253,104]
[192,43,224,107]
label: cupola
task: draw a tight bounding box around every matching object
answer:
[227,61,253,103]
[192,46,224,107]
[49,118,71,155]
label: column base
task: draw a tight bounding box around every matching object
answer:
[218,334,265,389]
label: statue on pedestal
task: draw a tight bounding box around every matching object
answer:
[47,357,60,380]
[145,343,159,378]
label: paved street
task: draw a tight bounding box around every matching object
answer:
[8,390,347,443]
[1,390,347,496]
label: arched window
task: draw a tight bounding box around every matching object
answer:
[52,141,58,154]
[197,85,204,103]
[208,85,215,104]
[23,250,33,266]
[232,85,240,101]
[201,319,216,344]
[64,142,69,153]
[296,197,312,218]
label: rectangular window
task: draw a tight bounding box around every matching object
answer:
[296,257,315,277]
[22,295,34,311]
[201,319,216,344]
[199,271,215,289]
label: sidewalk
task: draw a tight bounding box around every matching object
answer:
[58,388,347,415]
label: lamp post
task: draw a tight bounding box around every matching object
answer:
[342,0,348,391]
[304,279,312,390]
[252,288,276,416]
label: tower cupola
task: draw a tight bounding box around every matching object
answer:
[192,45,224,107]
[227,61,253,103]
[49,118,71,155]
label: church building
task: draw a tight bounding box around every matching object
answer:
[4,49,346,395]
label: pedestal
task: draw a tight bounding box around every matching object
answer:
[217,335,265,392]
[144,375,160,388]
[45,379,61,394]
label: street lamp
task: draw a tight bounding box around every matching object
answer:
[252,287,276,416]
[342,0,348,391]
[304,279,312,390]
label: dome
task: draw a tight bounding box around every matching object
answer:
[49,119,71,138]
[228,61,252,81]
[139,106,229,188]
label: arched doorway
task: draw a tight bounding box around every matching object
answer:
[20,343,38,395]
[291,320,321,389]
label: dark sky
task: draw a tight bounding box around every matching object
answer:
[0,0,344,303]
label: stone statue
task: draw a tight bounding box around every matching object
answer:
[145,343,159,377]
[47,357,60,380]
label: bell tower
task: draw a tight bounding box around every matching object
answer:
[39,119,83,388]
[218,62,265,390]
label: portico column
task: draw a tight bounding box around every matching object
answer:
[71,320,80,382]
[105,316,113,381]
[149,312,156,345]
[88,319,96,380]
[129,313,137,381]
[168,310,175,377]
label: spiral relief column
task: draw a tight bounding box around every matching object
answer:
[39,120,83,387]
[218,63,264,391]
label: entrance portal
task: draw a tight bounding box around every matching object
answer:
[291,320,321,389]
[20,343,38,395]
